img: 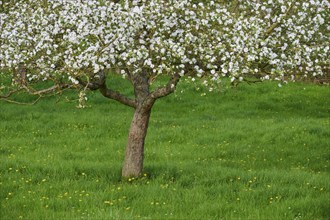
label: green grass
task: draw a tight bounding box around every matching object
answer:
[0,77,329,219]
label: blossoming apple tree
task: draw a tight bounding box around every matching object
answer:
[0,0,329,177]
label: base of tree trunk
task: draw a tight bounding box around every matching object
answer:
[121,108,151,178]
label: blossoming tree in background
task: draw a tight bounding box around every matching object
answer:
[0,0,329,177]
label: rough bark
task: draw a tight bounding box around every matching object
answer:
[122,106,151,177]
[121,72,180,178]
[121,69,152,177]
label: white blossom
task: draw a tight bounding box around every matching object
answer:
[0,0,327,87]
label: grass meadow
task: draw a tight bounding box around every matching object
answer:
[0,76,329,219]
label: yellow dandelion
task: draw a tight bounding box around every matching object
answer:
[104,201,114,205]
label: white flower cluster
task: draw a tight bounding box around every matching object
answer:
[0,0,328,84]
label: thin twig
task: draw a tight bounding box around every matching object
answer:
[1,96,42,105]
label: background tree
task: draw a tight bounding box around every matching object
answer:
[0,0,329,178]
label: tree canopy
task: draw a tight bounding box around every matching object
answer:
[1,0,328,97]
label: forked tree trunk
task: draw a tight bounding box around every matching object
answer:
[122,107,152,178]
[87,71,180,178]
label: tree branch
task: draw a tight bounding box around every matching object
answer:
[76,71,107,90]
[20,83,74,96]
[150,73,181,100]
[0,88,23,99]
[76,71,137,108]
[0,96,42,105]
[0,83,73,105]
[99,83,137,108]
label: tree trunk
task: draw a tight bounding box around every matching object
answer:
[119,70,179,178]
[122,107,151,178]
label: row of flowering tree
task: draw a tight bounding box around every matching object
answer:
[0,0,329,177]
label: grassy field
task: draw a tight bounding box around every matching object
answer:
[0,77,329,219]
